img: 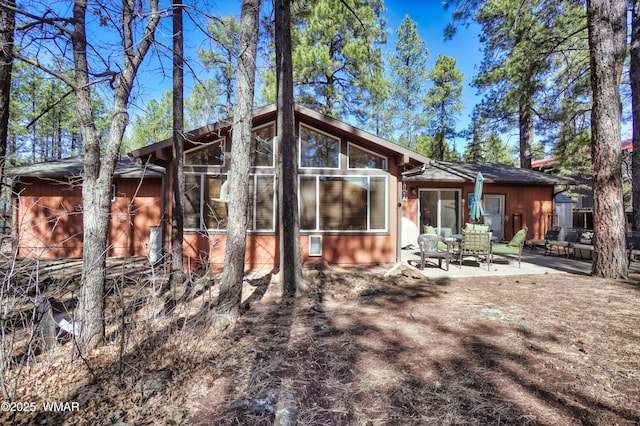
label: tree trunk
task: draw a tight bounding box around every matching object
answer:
[74,0,160,353]
[587,0,628,279]
[276,0,303,296]
[170,0,186,288]
[631,0,640,232]
[0,0,14,193]
[518,91,533,169]
[216,0,261,322]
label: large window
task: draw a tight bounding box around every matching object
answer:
[348,143,387,170]
[299,124,340,168]
[185,139,224,166]
[300,175,387,231]
[185,173,275,231]
[252,123,275,167]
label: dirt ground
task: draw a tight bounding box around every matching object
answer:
[2,264,640,425]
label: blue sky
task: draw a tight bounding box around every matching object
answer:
[383,1,485,150]
[140,1,486,150]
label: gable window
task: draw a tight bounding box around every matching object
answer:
[252,123,275,167]
[348,143,387,170]
[299,175,387,231]
[299,124,340,168]
[185,138,224,166]
[185,173,275,231]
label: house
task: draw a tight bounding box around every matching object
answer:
[130,104,429,269]
[532,139,633,229]
[5,157,164,259]
[130,104,574,270]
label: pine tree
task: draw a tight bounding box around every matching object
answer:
[388,15,429,147]
[424,54,463,160]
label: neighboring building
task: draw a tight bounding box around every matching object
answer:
[5,157,164,259]
[130,104,574,270]
[532,139,633,229]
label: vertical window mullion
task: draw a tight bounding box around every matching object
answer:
[366,176,371,231]
[253,175,257,231]
[200,174,205,230]
[315,176,320,231]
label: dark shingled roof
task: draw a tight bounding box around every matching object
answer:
[403,161,576,186]
[4,157,165,179]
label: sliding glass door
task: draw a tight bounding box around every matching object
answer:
[418,189,461,237]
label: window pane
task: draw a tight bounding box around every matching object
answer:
[300,176,317,230]
[420,190,438,232]
[184,175,201,229]
[252,124,274,167]
[370,177,386,229]
[300,126,339,168]
[319,177,367,230]
[203,176,228,229]
[342,177,367,230]
[349,145,387,169]
[185,140,224,165]
[254,175,275,230]
[440,190,459,234]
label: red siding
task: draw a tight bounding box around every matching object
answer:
[401,182,554,241]
[16,177,163,259]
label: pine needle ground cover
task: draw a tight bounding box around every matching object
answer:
[2,262,639,425]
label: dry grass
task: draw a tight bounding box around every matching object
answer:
[1,261,640,425]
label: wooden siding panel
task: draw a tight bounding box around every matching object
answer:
[16,178,162,259]
[403,182,554,241]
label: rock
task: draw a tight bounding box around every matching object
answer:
[400,267,424,279]
[311,304,326,313]
[305,270,321,280]
[230,388,298,425]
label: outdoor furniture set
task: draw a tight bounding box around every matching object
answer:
[543,228,640,264]
[544,228,594,259]
[417,224,528,271]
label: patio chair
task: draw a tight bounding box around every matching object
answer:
[626,231,640,266]
[546,228,581,257]
[525,226,557,251]
[458,230,493,270]
[418,233,454,271]
[491,226,528,267]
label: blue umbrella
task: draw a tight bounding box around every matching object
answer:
[469,172,484,222]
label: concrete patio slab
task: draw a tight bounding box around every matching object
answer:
[402,247,640,279]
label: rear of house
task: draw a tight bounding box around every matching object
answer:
[131,104,430,269]
[132,104,570,270]
[5,105,571,268]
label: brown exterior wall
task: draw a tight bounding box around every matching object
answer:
[401,181,555,241]
[15,177,163,259]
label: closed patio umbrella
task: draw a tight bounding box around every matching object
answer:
[469,171,484,222]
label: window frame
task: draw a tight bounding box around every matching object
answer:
[184,172,276,233]
[184,138,226,167]
[298,174,388,233]
[347,142,388,171]
[298,123,341,170]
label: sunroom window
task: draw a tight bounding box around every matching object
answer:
[299,124,340,168]
[348,144,387,170]
[299,175,387,231]
[185,173,275,231]
[185,139,224,166]
[251,123,275,167]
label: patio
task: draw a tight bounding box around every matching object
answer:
[402,246,640,279]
